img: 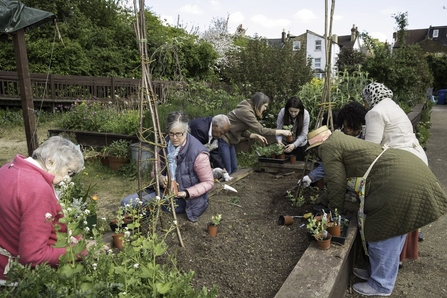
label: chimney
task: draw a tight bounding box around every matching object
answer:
[332,34,338,43]
[282,29,286,43]
[351,24,356,41]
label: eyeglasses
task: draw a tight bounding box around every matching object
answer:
[168,132,185,138]
[67,165,76,178]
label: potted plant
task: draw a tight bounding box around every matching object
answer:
[207,213,222,238]
[327,208,341,237]
[283,124,294,143]
[106,139,131,171]
[307,213,332,250]
[272,143,285,160]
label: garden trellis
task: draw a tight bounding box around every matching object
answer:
[132,0,184,247]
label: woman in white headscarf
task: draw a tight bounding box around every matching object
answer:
[361,82,427,268]
[362,82,428,165]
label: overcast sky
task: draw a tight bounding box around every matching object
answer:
[136,0,447,42]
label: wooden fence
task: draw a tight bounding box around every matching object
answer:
[0,71,180,108]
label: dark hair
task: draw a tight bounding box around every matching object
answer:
[251,92,270,118]
[336,101,367,132]
[283,97,305,136]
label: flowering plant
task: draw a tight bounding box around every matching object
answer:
[3,191,218,297]
[211,213,222,226]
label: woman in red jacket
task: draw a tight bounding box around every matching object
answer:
[0,136,84,286]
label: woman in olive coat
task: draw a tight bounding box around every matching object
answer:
[307,127,447,296]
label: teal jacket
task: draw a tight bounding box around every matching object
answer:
[318,131,447,242]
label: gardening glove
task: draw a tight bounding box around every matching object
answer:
[297,175,312,188]
[213,168,224,179]
[222,172,233,182]
[205,139,219,152]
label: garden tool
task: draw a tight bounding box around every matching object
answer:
[278,213,312,225]
[214,178,238,193]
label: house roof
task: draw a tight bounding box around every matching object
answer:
[337,35,356,48]
[393,26,447,52]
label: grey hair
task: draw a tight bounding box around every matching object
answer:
[166,111,190,133]
[32,136,84,173]
[212,114,230,127]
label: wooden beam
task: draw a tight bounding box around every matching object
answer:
[13,29,38,156]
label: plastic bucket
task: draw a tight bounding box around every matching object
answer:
[130,142,153,173]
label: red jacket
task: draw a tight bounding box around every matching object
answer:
[0,155,67,280]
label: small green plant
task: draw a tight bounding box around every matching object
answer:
[307,214,329,241]
[286,191,306,207]
[254,144,273,157]
[271,143,284,155]
[283,124,294,132]
[211,213,222,226]
[106,139,131,158]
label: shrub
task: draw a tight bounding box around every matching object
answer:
[57,100,139,135]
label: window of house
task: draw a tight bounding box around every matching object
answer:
[314,58,321,68]
[433,29,439,38]
[315,40,322,51]
[293,41,300,51]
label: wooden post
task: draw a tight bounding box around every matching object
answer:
[12,29,38,156]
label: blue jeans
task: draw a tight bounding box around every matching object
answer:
[121,188,186,213]
[367,234,407,293]
[218,139,238,174]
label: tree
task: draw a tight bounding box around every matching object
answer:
[201,16,241,73]
[222,38,314,103]
[335,48,366,74]
[362,13,433,106]
[425,53,447,91]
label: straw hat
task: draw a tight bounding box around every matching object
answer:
[306,125,332,150]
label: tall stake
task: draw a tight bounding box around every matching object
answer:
[133,0,184,247]
[315,0,336,131]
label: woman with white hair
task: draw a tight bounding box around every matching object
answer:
[0,136,84,285]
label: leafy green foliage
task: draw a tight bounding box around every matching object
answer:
[361,13,433,105]
[105,140,131,158]
[1,193,218,297]
[425,53,447,91]
[222,38,314,101]
[57,100,139,135]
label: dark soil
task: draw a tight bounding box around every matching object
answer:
[164,169,326,298]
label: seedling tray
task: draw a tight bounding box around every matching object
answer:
[258,156,289,164]
[331,218,350,245]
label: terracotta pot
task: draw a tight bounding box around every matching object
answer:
[99,154,109,167]
[286,135,293,143]
[315,233,332,250]
[327,225,341,237]
[278,153,286,160]
[108,156,128,171]
[112,233,124,249]
[289,155,297,164]
[207,224,218,238]
[278,215,294,226]
[270,153,277,159]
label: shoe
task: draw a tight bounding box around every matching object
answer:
[353,282,391,296]
[399,262,403,269]
[353,268,369,280]
[418,231,424,242]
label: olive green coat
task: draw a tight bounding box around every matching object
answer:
[318,131,447,242]
[222,99,277,145]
